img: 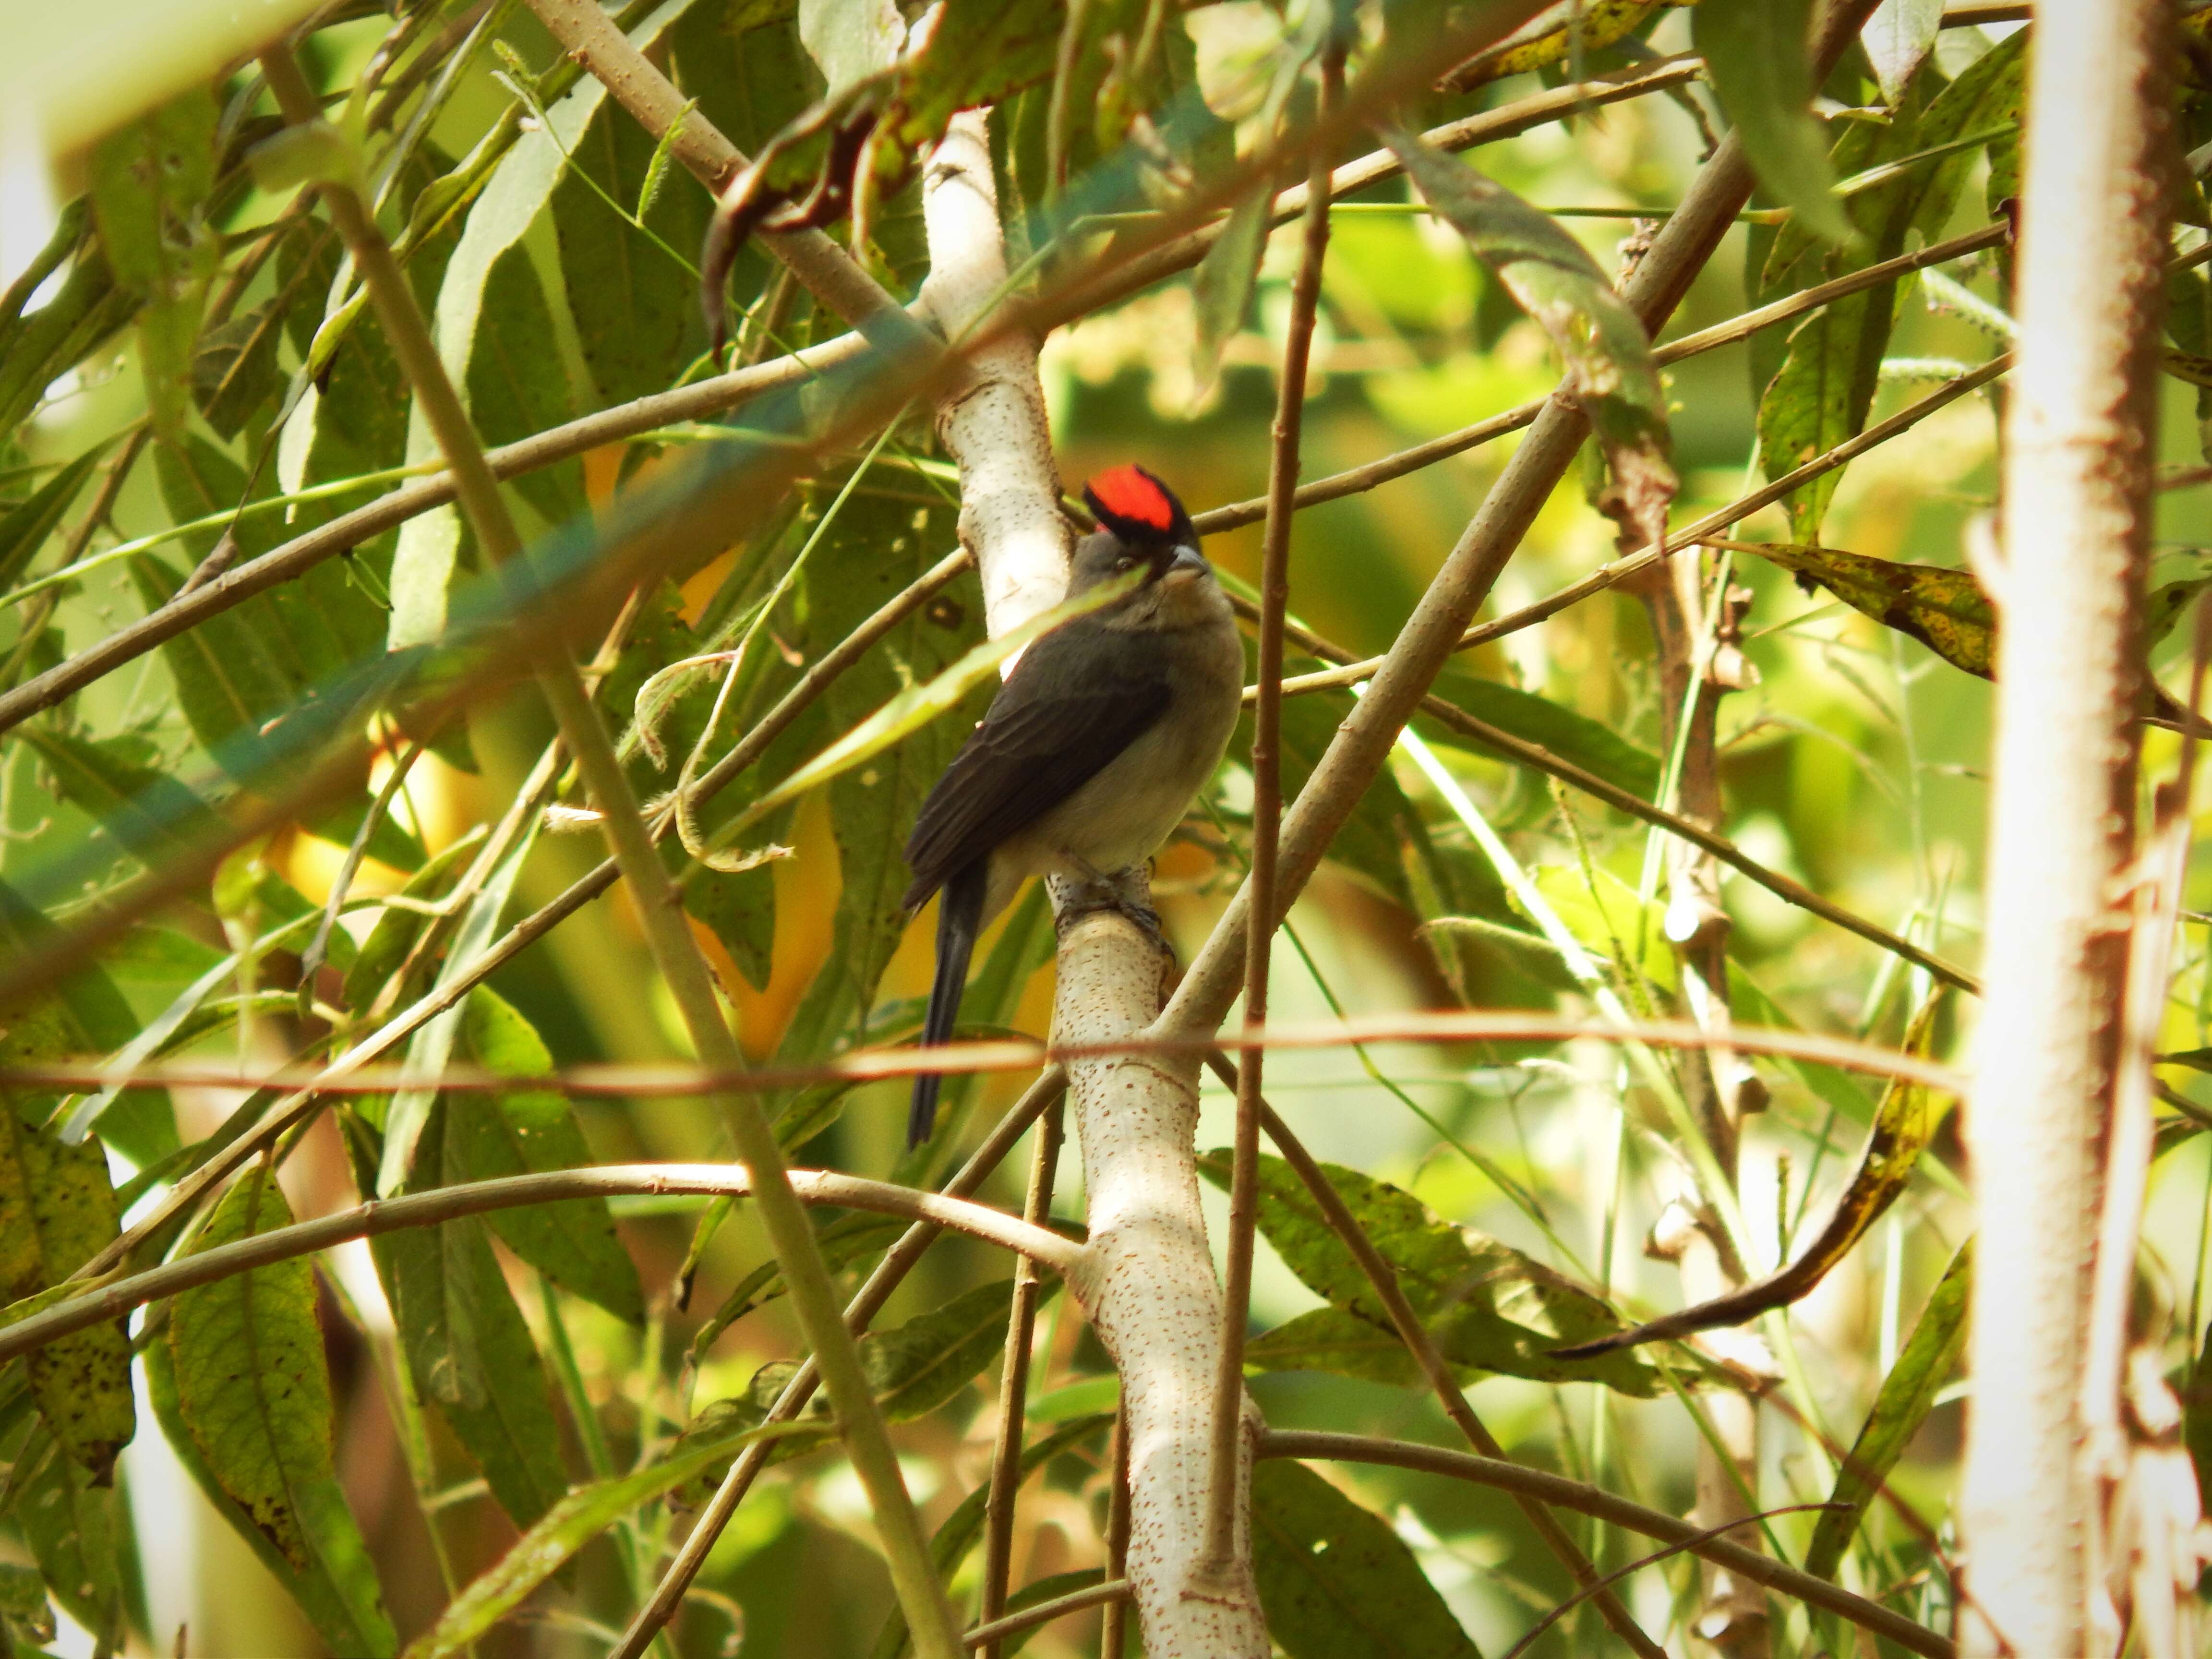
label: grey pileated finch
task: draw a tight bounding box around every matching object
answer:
[900,466,1244,1146]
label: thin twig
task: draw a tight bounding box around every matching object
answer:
[0,1161,1082,1368]
[1258,1431,1953,1659]
[1203,40,1341,1587]
[963,1578,1129,1649]
[1219,1055,1665,1659]
[977,1099,1066,1656]
[9,1010,1967,1099]
[608,1070,1067,1659]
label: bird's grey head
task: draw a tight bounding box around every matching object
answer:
[1072,466,1220,628]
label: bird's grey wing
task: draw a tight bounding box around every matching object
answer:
[902,625,1172,906]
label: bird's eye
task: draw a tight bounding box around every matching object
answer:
[1114,554,1135,572]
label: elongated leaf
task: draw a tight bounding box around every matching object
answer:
[0,437,110,590]
[1755,35,2023,540]
[1383,127,1674,547]
[1803,1240,1970,1581]
[1266,690,1419,910]
[0,1559,54,1649]
[190,302,285,439]
[870,1413,1114,1659]
[18,728,226,868]
[1556,996,1949,1358]
[88,89,218,440]
[801,0,905,92]
[0,1115,133,1479]
[444,986,645,1323]
[1428,668,1662,799]
[689,1213,907,1365]
[1191,189,1269,400]
[863,1276,1035,1421]
[161,1167,395,1654]
[1250,1460,1482,1659]
[1731,539,1995,677]
[365,1104,568,1530]
[1201,1151,1662,1395]
[1694,0,1850,245]
[552,87,710,409]
[12,1425,135,1640]
[1860,0,1944,105]
[398,1416,821,1659]
[338,832,484,1014]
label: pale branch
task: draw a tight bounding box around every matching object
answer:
[1217,1055,1664,1658]
[0,1163,1082,1369]
[609,1070,1067,1659]
[267,48,966,1658]
[12,1011,1967,1097]
[1961,2,2177,1649]
[1228,597,1981,992]
[1258,1431,1954,1659]
[1274,353,2012,701]
[976,1098,1065,1656]
[1204,38,1339,1593]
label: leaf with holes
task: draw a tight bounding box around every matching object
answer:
[160,1168,395,1654]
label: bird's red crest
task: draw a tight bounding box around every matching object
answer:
[1084,465,1178,536]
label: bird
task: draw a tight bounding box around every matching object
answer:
[900,465,1246,1146]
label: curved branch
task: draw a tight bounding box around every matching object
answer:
[1258,1431,1953,1659]
[0,1163,1083,1369]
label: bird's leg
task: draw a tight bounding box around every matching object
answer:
[1048,864,1174,965]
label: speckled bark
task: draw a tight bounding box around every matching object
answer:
[1961,1,2174,1651]
[1051,873,1268,1658]
[918,109,1267,1656]
[919,110,1073,640]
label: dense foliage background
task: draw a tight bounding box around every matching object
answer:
[2,0,2209,1654]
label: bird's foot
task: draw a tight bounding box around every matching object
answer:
[1047,866,1175,963]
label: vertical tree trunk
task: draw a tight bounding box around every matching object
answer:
[1960,3,2175,1650]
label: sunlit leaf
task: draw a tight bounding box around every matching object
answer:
[1440,0,1671,93]
[0,436,111,590]
[1803,1240,1969,1583]
[160,1166,396,1654]
[1860,0,1944,106]
[1250,1460,1482,1659]
[1190,189,1269,401]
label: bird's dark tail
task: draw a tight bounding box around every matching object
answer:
[910,861,986,1147]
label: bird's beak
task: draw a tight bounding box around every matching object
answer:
[1160,545,1208,584]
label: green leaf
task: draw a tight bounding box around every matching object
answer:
[1442,0,1671,91]
[869,1413,1114,1659]
[1250,1460,1482,1659]
[800,0,905,92]
[1190,189,1269,400]
[161,1166,396,1654]
[0,1559,55,1650]
[1860,0,1944,105]
[87,89,219,440]
[1382,127,1675,546]
[443,986,645,1323]
[1727,540,1996,677]
[17,728,226,868]
[1694,0,1851,245]
[1200,1151,1662,1396]
[369,1109,570,1530]
[397,1414,820,1659]
[0,1116,133,1480]
[1265,690,1420,911]
[1426,668,1662,799]
[338,831,484,1014]
[12,1425,134,1640]
[189,302,286,440]
[688,1212,907,1365]
[1755,35,2023,540]
[0,436,110,590]
[553,92,709,410]
[993,1570,1107,1655]
[863,1276,1037,1421]
[1803,1240,1970,1582]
